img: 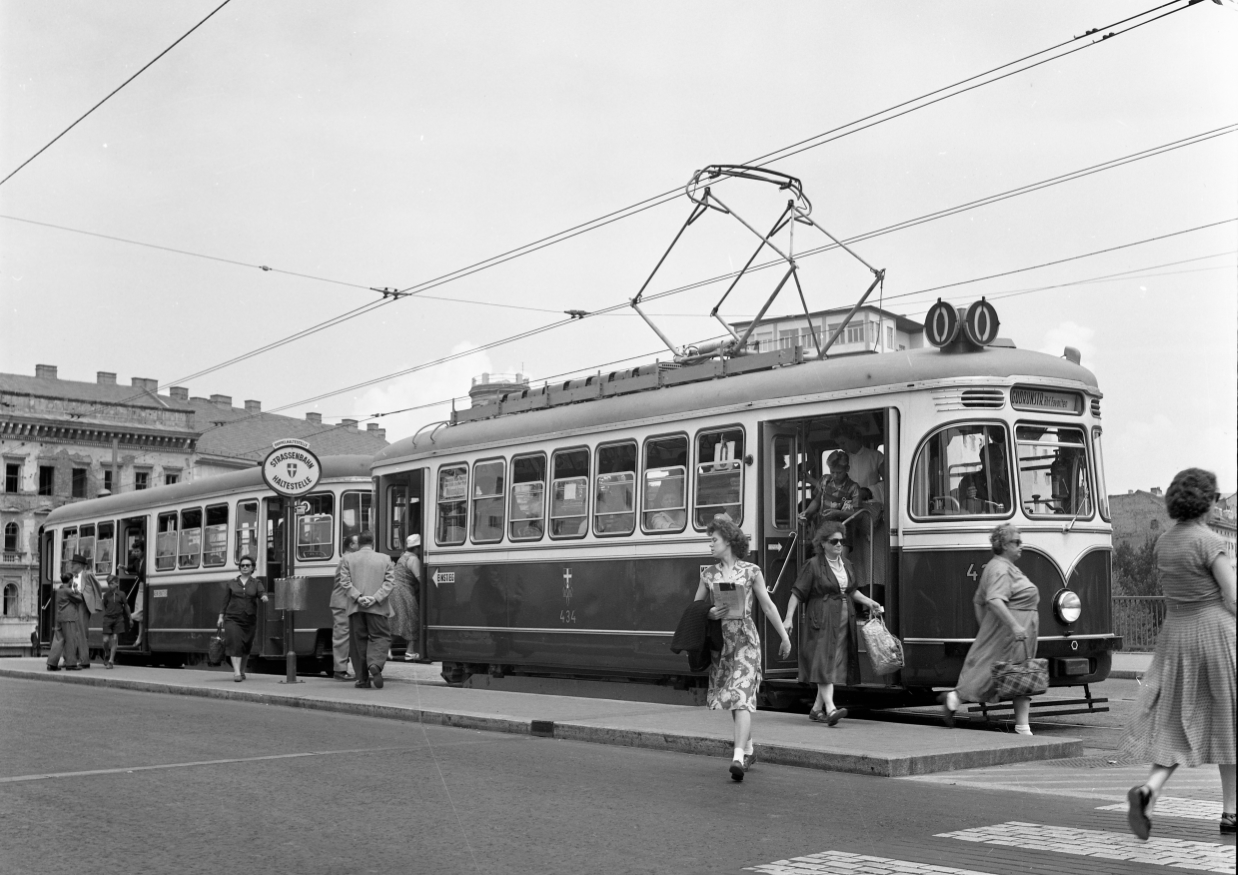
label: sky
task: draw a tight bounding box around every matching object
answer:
[1,1,1235,494]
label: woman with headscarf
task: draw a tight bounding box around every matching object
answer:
[390,534,423,661]
[1121,468,1235,839]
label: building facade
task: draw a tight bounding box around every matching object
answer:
[730,304,924,357]
[1,364,389,655]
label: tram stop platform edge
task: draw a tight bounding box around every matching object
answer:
[0,659,1083,778]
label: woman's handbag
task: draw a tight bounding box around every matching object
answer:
[858,615,903,675]
[207,629,225,666]
[991,638,1049,699]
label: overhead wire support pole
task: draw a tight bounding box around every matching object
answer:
[708,203,795,317]
[630,300,681,357]
[731,265,799,354]
[818,269,887,359]
[793,207,881,275]
[631,201,709,306]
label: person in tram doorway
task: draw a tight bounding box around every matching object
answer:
[100,574,131,668]
[1120,468,1236,840]
[68,553,103,668]
[782,522,884,726]
[330,534,359,681]
[938,523,1040,735]
[46,573,85,671]
[336,531,395,690]
[694,515,791,782]
[390,534,423,662]
[217,556,268,682]
[799,450,860,529]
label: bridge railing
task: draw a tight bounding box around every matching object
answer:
[1112,596,1166,652]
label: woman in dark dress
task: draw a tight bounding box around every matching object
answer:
[782,521,883,726]
[216,555,268,682]
[1121,469,1236,839]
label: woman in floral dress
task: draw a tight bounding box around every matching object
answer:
[693,515,791,782]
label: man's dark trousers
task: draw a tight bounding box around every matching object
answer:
[349,612,390,684]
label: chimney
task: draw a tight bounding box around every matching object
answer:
[131,377,158,392]
[210,394,232,410]
[169,387,189,401]
[35,364,58,380]
[340,419,358,430]
[1151,486,1163,497]
[244,400,261,413]
[305,412,322,424]
[97,371,116,385]
[366,423,387,440]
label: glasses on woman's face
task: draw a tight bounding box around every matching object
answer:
[1008,539,1022,547]
[826,537,845,545]
[239,563,253,569]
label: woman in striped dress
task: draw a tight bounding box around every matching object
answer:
[1122,468,1236,839]
[694,515,791,782]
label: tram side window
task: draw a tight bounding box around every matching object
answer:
[1016,425,1093,518]
[297,493,334,560]
[179,508,202,569]
[203,504,228,567]
[595,442,637,536]
[910,424,1011,518]
[550,448,589,538]
[61,527,78,575]
[388,485,409,551]
[643,435,688,534]
[509,453,546,542]
[436,465,468,546]
[235,500,259,563]
[694,428,745,527]
[341,491,373,549]
[471,460,506,544]
[78,523,96,569]
[771,435,796,530]
[1093,427,1110,521]
[155,513,177,571]
[95,521,115,575]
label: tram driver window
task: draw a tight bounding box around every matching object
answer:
[694,427,744,527]
[910,424,1011,518]
[471,460,505,543]
[297,493,334,560]
[436,465,468,546]
[1016,425,1093,518]
[509,453,546,541]
[550,448,589,538]
[642,435,687,533]
[594,442,636,536]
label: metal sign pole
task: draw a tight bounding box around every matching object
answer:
[283,494,298,684]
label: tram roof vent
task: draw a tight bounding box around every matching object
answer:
[1090,398,1101,417]
[933,387,1005,411]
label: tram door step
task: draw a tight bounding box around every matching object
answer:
[967,693,1109,721]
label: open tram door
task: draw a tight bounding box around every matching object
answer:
[115,516,148,653]
[37,527,56,653]
[260,498,284,657]
[377,469,424,658]
[760,423,806,678]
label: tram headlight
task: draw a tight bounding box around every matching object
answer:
[1053,589,1082,625]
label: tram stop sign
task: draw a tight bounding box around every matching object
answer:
[262,439,322,497]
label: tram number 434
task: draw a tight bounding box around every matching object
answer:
[559,610,577,624]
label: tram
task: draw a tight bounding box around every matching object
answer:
[372,300,1119,705]
[38,455,373,668]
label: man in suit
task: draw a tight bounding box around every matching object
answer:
[335,531,395,689]
[329,535,359,681]
[69,553,104,668]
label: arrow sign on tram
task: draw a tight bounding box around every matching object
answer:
[432,569,455,586]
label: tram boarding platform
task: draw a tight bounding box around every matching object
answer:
[0,658,1083,777]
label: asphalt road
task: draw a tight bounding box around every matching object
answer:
[0,676,1219,875]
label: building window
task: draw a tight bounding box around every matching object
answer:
[1150,518,1160,530]
[165,472,180,486]
[38,466,55,496]
[2,583,18,617]
[71,468,88,498]
[4,463,19,493]
[886,326,895,349]
[3,522,18,553]
[135,471,149,491]
[103,470,113,493]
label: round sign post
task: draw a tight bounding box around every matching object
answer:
[261,440,322,685]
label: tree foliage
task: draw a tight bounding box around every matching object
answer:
[1114,537,1160,596]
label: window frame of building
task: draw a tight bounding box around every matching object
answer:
[4,462,20,493]
[2,583,18,617]
[165,471,181,486]
[71,467,88,499]
[3,522,19,554]
[134,470,150,491]
[103,469,113,493]
[38,465,55,496]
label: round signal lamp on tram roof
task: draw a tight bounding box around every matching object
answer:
[962,298,1001,347]
[924,299,961,348]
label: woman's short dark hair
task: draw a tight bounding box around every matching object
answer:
[59,572,72,584]
[990,523,1020,555]
[812,521,846,555]
[1165,468,1217,521]
[706,515,749,561]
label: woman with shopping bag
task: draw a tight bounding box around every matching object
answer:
[782,521,884,727]
[938,523,1041,735]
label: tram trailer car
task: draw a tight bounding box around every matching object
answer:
[373,315,1120,707]
[38,455,374,669]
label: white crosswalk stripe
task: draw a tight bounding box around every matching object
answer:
[744,851,996,875]
[1095,796,1224,821]
[935,822,1234,872]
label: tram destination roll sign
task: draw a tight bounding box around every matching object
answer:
[262,438,322,496]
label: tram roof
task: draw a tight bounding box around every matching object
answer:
[42,455,372,527]
[375,346,1098,465]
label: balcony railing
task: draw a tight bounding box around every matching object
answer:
[1112,596,1167,652]
[2,551,30,565]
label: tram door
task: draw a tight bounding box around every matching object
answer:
[761,423,804,677]
[38,528,56,650]
[260,498,284,656]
